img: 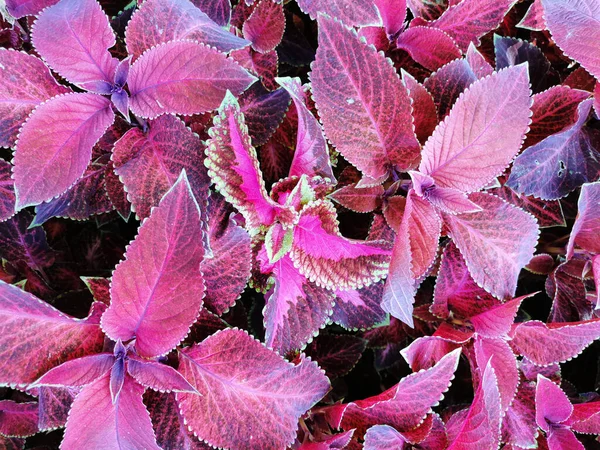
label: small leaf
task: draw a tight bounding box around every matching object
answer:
[126,357,196,393]
[240,83,291,147]
[424,58,477,120]
[243,0,285,53]
[296,0,382,27]
[535,375,573,432]
[305,334,367,379]
[329,183,383,213]
[32,354,115,388]
[374,0,407,37]
[363,425,406,449]
[469,295,530,338]
[517,0,545,31]
[465,42,494,78]
[502,381,537,448]
[0,160,15,221]
[494,35,551,93]
[401,70,438,145]
[396,26,461,72]
[567,181,600,258]
[333,283,388,330]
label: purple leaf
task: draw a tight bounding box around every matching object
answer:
[5,0,59,18]
[126,0,249,59]
[363,425,407,449]
[374,0,407,38]
[13,93,115,209]
[333,283,388,330]
[101,173,206,358]
[31,0,118,90]
[567,181,600,258]
[305,334,366,379]
[507,99,600,200]
[0,401,38,438]
[112,114,211,220]
[32,354,114,388]
[37,386,76,431]
[62,374,159,450]
[192,0,231,26]
[126,357,196,393]
[0,160,15,221]
[536,374,573,432]
[0,49,70,148]
[296,0,382,27]
[177,328,330,449]
[444,192,539,300]
[494,35,551,93]
[547,426,584,450]
[396,26,462,72]
[0,282,105,387]
[420,64,532,193]
[243,0,285,53]
[128,40,256,119]
[311,14,420,180]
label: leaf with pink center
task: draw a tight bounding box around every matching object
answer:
[469,295,530,338]
[507,99,600,200]
[311,15,420,180]
[112,114,210,220]
[374,0,406,37]
[423,0,516,52]
[363,425,407,449]
[511,319,600,365]
[447,361,501,449]
[305,334,366,379]
[31,0,118,91]
[277,77,335,182]
[242,0,285,53]
[0,282,105,387]
[0,50,69,149]
[535,375,573,431]
[296,0,382,27]
[37,386,77,432]
[424,58,477,120]
[401,70,438,145]
[32,354,115,388]
[62,374,159,450]
[101,173,206,358]
[5,0,59,18]
[444,192,539,300]
[340,348,460,435]
[396,27,461,72]
[206,92,289,235]
[0,401,38,438]
[13,93,115,209]
[420,65,532,194]
[126,357,196,393]
[126,0,249,59]
[177,328,330,449]
[193,0,231,26]
[542,0,600,79]
[567,181,600,258]
[291,200,391,290]
[333,282,388,330]
[382,191,441,326]
[128,41,256,119]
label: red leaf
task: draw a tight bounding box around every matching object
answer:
[465,43,494,78]
[0,401,38,438]
[33,354,115,388]
[243,0,285,53]
[37,386,76,432]
[329,184,383,213]
[126,357,196,393]
[502,381,537,448]
[0,160,15,222]
[296,0,382,27]
[192,0,231,26]
[396,26,461,72]
[517,0,545,31]
[402,70,439,145]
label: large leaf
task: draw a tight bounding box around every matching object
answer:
[374,0,407,37]
[177,328,330,449]
[419,65,532,194]
[0,282,104,387]
[507,99,600,200]
[291,200,391,290]
[243,0,285,53]
[101,173,206,358]
[126,0,249,59]
[542,0,600,79]
[567,181,600,257]
[0,50,69,148]
[128,40,256,119]
[5,0,59,18]
[13,93,115,209]
[112,114,211,219]
[296,0,382,27]
[62,374,159,450]
[31,0,118,90]
[311,15,420,180]
[444,192,539,300]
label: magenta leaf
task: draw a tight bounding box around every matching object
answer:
[296,0,382,27]
[511,319,600,365]
[420,65,532,193]
[507,99,600,200]
[5,0,59,18]
[128,40,256,119]
[31,0,118,91]
[542,0,600,79]
[112,114,211,220]
[465,43,494,78]
[126,0,249,59]
[333,283,388,330]
[37,386,76,432]
[518,0,545,30]
[0,160,15,221]
[444,192,539,300]
[177,328,330,449]
[32,354,115,388]
[567,181,600,258]
[0,49,69,148]
[363,425,406,449]
[62,374,159,450]
[243,0,285,53]
[469,295,530,338]
[193,0,231,26]
[374,0,407,38]
[13,93,115,209]
[401,336,462,371]
[447,361,502,449]
[305,334,366,379]
[311,14,420,180]
[547,426,584,450]
[0,401,38,438]
[396,26,461,72]
[126,357,196,393]
[502,381,537,448]
[101,173,206,358]
[277,77,335,182]
[291,200,391,290]
[0,282,105,387]
[536,374,573,432]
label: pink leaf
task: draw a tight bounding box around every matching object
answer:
[447,361,502,449]
[535,375,573,431]
[420,65,532,193]
[511,319,600,365]
[374,0,407,37]
[5,0,59,18]
[517,0,545,31]
[542,0,600,79]
[13,93,115,209]
[0,401,38,438]
[568,402,600,433]
[126,0,249,59]
[465,43,494,78]
[205,92,289,234]
[469,295,530,338]
[126,357,196,393]
[401,70,438,145]
[101,173,206,358]
[341,348,460,435]
[567,181,600,258]
[62,374,159,450]
[502,381,538,448]
[277,77,335,182]
[31,0,118,90]
[296,0,382,27]
[0,282,105,387]
[547,426,584,450]
[507,99,600,200]
[192,0,231,26]
[291,200,391,290]
[112,114,211,220]
[363,425,406,449]
[329,183,383,213]
[396,26,462,72]
[177,328,330,449]
[0,50,70,148]
[128,40,256,119]
[333,283,388,330]
[32,354,114,388]
[401,336,461,371]
[0,160,15,221]
[424,0,517,51]
[311,15,420,180]
[243,0,285,53]
[444,192,539,300]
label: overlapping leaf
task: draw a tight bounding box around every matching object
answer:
[296,0,382,27]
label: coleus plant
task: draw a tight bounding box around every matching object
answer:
[1,0,600,448]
